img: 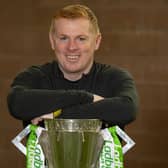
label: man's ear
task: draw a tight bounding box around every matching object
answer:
[49,32,55,50]
[95,34,102,50]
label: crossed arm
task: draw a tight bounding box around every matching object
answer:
[7,67,138,127]
[31,94,104,124]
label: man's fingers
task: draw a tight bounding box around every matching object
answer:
[31,113,53,125]
[93,94,104,102]
[41,113,53,119]
[31,117,42,125]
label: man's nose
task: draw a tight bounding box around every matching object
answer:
[67,40,78,51]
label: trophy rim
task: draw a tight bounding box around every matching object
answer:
[44,118,102,132]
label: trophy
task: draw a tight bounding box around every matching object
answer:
[12,119,135,168]
[39,119,104,168]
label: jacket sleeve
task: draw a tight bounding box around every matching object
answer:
[58,70,139,127]
[7,67,93,121]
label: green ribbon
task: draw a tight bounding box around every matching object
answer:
[108,127,124,168]
[26,125,45,168]
[100,126,124,168]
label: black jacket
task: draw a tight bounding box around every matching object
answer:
[7,61,138,127]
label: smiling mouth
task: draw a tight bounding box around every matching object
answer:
[66,55,80,62]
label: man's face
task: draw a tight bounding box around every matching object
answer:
[49,18,101,79]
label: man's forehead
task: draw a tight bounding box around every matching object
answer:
[53,18,93,35]
[54,17,90,26]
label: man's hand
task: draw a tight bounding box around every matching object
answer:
[93,94,104,102]
[31,113,53,125]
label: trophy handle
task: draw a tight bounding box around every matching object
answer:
[115,126,135,154]
[101,126,135,155]
[11,125,45,155]
[11,125,30,155]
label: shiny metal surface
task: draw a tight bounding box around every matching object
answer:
[39,119,104,168]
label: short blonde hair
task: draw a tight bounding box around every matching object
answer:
[50,4,100,35]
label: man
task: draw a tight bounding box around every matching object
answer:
[7,4,138,128]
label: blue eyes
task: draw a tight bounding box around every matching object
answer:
[79,37,86,41]
[59,37,87,42]
[60,37,68,41]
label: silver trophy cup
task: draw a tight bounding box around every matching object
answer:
[11,119,135,168]
[39,119,104,168]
